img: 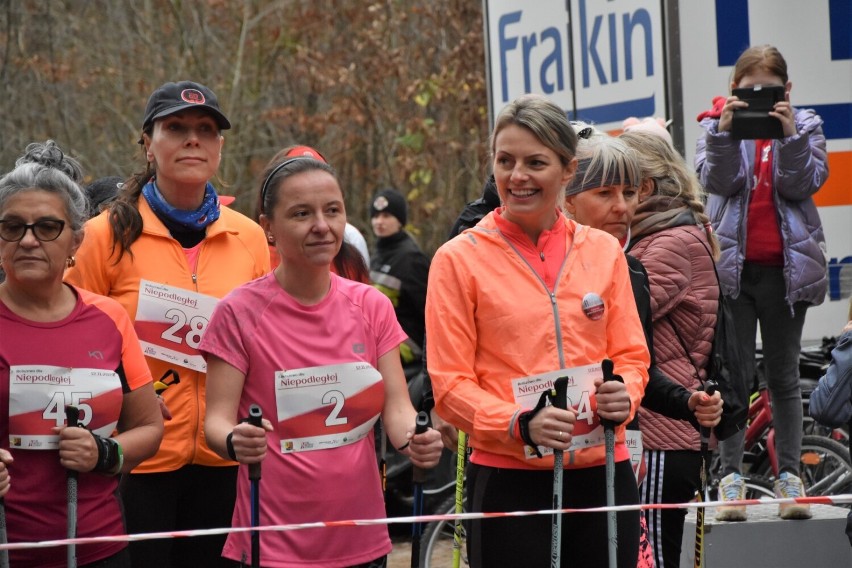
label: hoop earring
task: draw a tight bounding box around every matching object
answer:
[66,256,76,268]
[267,234,275,244]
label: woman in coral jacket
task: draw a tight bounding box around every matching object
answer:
[65,81,270,567]
[425,94,650,568]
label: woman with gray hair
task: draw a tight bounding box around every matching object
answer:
[0,140,162,567]
[620,130,720,568]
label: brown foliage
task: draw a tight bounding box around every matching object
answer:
[0,0,491,254]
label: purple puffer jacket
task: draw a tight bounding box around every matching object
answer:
[695,108,828,309]
[630,224,719,451]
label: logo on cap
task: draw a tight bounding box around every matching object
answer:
[373,195,389,211]
[581,292,605,321]
[181,89,206,105]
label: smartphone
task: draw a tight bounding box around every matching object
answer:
[731,85,786,140]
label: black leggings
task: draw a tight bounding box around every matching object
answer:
[121,465,238,568]
[466,461,640,568]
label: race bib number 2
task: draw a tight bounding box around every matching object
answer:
[8,365,122,450]
[276,362,384,453]
[511,364,605,459]
[134,280,219,372]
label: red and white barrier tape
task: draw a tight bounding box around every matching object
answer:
[2,494,850,551]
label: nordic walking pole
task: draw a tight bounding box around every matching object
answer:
[549,376,569,568]
[0,496,8,568]
[694,381,718,568]
[65,405,80,568]
[410,411,430,568]
[601,359,623,568]
[452,430,467,568]
[247,404,263,568]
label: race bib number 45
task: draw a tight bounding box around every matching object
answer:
[276,362,384,453]
[511,364,604,459]
[8,365,122,450]
[134,280,219,372]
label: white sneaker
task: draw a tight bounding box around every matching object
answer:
[715,472,747,521]
[775,472,812,520]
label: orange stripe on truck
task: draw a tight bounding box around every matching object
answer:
[815,152,852,207]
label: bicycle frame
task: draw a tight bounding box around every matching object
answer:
[741,388,780,477]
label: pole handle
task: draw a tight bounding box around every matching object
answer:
[699,381,718,442]
[411,412,430,483]
[65,405,80,428]
[414,411,429,435]
[600,359,623,428]
[248,404,263,481]
[550,376,569,410]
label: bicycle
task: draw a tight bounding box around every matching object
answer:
[710,378,852,502]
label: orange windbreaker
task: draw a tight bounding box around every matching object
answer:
[425,212,649,470]
[65,198,270,472]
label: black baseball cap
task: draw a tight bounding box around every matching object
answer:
[141,81,231,131]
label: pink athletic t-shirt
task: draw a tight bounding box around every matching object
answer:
[0,286,152,567]
[200,272,407,567]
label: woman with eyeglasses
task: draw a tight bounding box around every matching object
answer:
[65,81,270,567]
[0,140,163,567]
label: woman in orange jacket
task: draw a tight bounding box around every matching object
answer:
[65,81,270,567]
[425,94,650,567]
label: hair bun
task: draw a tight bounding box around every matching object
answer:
[17,140,83,183]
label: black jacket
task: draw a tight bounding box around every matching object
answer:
[447,175,500,239]
[370,230,430,352]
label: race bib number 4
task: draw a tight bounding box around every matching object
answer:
[276,362,384,453]
[511,364,604,459]
[8,365,122,450]
[134,280,218,372]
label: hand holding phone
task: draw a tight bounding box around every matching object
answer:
[731,85,785,139]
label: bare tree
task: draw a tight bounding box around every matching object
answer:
[0,0,489,253]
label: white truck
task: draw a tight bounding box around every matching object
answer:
[482,0,852,340]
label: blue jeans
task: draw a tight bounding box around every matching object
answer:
[719,263,808,476]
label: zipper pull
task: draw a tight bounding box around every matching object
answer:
[540,251,545,261]
[192,273,197,285]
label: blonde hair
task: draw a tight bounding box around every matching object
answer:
[620,130,720,257]
[491,94,578,168]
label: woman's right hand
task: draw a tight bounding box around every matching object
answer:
[230,419,272,464]
[528,406,576,450]
[717,95,749,133]
[0,449,12,498]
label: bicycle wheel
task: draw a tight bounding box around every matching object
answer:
[743,475,775,499]
[798,435,852,499]
[420,494,467,567]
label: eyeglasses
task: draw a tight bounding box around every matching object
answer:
[0,219,66,242]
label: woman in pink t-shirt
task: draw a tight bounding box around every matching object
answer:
[201,156,442,567]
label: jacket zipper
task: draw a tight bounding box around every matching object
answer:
[188,241,203,463]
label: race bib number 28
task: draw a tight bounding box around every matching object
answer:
[134,280,219,372]
[8,365,122,450]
